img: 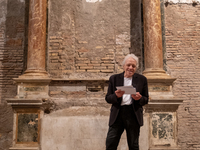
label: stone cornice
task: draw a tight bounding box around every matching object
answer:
[165,0,200,4]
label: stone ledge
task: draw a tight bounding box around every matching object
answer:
[9,147,38,150]
[47,106,110,117]
[149,148,181,150]
[164,0,200,4]
[145,98,183,112]
[149,98,183,104]
[13,78,52,83]
[6,99,43,107]
[52,78,109,81]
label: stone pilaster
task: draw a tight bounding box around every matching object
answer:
[142,0,182,149]
[7,0,50,150]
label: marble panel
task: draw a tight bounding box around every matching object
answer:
[151,112,176,147]
[41,108,149,150]
[17,113,39,143]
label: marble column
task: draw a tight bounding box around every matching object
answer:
[142,0,169,79]
[24,0,48,77]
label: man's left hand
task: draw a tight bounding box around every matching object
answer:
[131,92,142,100]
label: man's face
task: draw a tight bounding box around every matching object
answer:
[123,57,137,78]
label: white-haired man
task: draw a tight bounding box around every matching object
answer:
[105,54,149,150]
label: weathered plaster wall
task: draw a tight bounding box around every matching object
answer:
[165,3,200,149]
[41,106,149,150]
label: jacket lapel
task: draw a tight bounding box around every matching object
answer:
[119,72,124,86]
[132,73,138,88]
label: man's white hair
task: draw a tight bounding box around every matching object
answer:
[122,54,139,68]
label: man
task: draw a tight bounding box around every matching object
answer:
[105,54,149,150]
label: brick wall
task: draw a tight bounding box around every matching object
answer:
[0,0,25,102]
[0,1,26,150]
[165,4,200,149]
[2,0,200,150]
[47,0,142,78]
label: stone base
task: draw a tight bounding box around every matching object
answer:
[19,70,50,79]
[143,69,176,83]
[13,77,51,99]
[40,106,149,150]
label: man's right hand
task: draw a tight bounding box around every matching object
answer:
[115,89,125,98]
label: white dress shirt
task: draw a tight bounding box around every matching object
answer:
[121,77,132,106]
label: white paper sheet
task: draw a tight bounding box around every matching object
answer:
[116,85,136,94]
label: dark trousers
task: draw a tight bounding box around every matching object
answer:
[106,105,140,150]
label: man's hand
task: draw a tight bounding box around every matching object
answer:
[131,92,142,100]
[115,89,125,98]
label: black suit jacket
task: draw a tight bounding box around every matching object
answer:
[105,72,149,126]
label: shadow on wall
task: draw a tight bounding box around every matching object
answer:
[130,0,143,74]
